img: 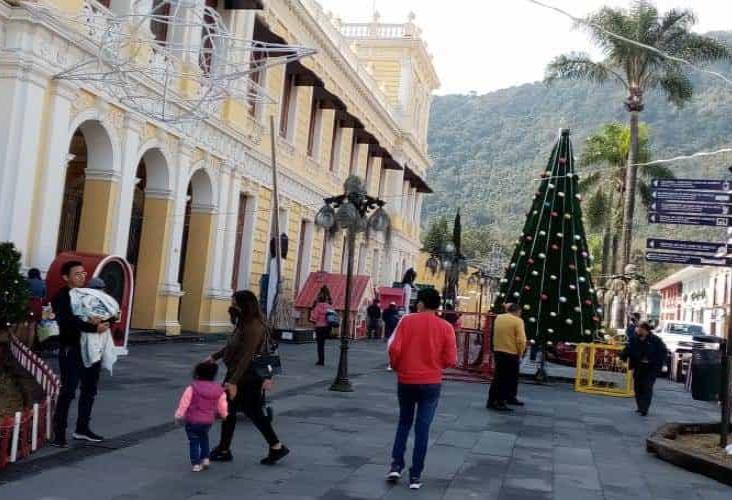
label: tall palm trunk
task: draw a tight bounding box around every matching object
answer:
[621,108,641,269]
[600,188,614,277]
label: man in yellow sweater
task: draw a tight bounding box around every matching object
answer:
[487,303,527,412]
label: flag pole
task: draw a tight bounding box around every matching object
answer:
[268,115,283,325]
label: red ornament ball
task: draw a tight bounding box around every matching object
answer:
[528,258,535,265]
[551,211,558,217]
[569,264,576,270]
[524,285,531,292]
[559,157,567,164]
[592,316,600,322]
[526,236,533,242]
[514,276,522,282]
[584,300,592,306]
[541,294,549,301]
[551,244,560,251]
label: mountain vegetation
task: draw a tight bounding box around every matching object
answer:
[424,31,732,282]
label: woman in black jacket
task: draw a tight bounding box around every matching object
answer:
[620,322,667,416]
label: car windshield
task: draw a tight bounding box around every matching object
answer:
[666,323,703,336]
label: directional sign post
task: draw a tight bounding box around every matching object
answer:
[650,201,731,216]
[648,213,730,227]
[645,252,731,267]
[651,178,730,191]
[646,239,727,255]
[651,189,732,204]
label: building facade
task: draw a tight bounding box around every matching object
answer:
[651,266,731,336]
[0,0,438,334]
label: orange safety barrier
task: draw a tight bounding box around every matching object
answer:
[443,312,496,383]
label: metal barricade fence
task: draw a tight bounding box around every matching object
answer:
[574,343,633,397]
[443,312,495,383]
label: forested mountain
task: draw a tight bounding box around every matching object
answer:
[424,31,732,279]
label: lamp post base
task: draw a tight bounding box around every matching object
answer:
[329,378,354,392]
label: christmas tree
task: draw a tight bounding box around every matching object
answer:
[0,242,30,332]
[494,129,602,344]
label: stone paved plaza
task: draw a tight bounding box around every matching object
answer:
[1,340,729,500]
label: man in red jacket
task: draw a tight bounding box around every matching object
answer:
[386,288,458,490]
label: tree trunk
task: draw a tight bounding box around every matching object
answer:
[600,188,614,277]
[610,234,619,275]
[621,109,641,270]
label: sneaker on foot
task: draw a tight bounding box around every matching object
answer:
[260,445,290,465]
[487,402,513,413]
[409,477,423,490]
[386,465,402,483]
[209,448,233,462]
[72,429,104,442]
[49,436,68,448]
[202,458,210,469]
[192,464,203,472]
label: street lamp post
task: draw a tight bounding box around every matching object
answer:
[315,176,390,392]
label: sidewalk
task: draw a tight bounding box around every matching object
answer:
[1,340,729,499]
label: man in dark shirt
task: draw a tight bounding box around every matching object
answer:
[50,260,109,447]
[366,299,382,339]
[621,321,667,416]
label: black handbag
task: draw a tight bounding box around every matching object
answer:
[250,323,283,379]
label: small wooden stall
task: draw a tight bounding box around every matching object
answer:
[294,272,374,340]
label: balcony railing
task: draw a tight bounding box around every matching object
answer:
[339,23,413,39]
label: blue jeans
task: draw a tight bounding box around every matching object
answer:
[391,383,441,479]
[185,423,211,465]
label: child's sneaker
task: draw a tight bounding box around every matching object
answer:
[192,465,203,472]
[202,458,210,469]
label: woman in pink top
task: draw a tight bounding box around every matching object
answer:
[175,362,228,471]
[310,286,332,366]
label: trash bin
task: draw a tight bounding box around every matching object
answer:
[690,337,722,401]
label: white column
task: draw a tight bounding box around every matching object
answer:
[218,165,241,296]
[110,116,144,257]
[384,170,403,216]
[0,66,50,260]
[206,165,231,295]
[28,81,75,271]
[161,146,193,293]
[168,0,205,64]
[236,191,258,290]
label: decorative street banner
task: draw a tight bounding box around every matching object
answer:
[650,201,731,216]
[646,239,726,255]
[645,252,731,267]
[651,178,730,191]
[651,189,732,204]
[648,213,730,227]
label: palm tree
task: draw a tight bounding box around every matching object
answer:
[545,1,731,269]
[580,122,672,276]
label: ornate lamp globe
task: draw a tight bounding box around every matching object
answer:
[344,175,365,195]
[335,201,358,229]
[443,241,456,255]
[442,259,453,271]
[315,205,336,229]
[368,207,390,232]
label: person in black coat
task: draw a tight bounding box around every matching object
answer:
[382,302,400,342]
[620,322,667,416]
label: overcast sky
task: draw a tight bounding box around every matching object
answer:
[316,0,732,95]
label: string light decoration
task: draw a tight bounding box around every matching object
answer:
[494,129,602,344]
[0,242,31,331]
[21,0,316,123]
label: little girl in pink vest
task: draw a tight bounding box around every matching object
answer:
[175,362,228,471]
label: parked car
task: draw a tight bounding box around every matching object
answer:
[655,321,706,354]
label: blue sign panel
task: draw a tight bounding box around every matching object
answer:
[651,179,730,191]
[651,189,732,204]
[650,201,731,216]
[645,252,731,267]
[648,213,730,227]
[646,239,726,255]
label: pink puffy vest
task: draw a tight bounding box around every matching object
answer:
[185,381,224,424]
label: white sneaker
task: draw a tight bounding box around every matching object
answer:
[387,365,393,371]
[192,465,203,472]
[386,468,401,483]
[409,478,422,490]
[202,458,210,469]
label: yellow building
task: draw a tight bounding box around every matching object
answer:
[0,1,438,334]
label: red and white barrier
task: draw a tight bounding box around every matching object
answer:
[1,336,60,469]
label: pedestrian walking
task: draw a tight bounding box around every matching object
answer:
[386,288,457,490]
[620,321,667,416]
[366,298,382,339]
[208,290,289,465]
[50,260,109,447]
[382,302,400,342]
[310,286,333,366]
[626,312,641,342]
[487,303,526,412]
[175,362,228,472]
